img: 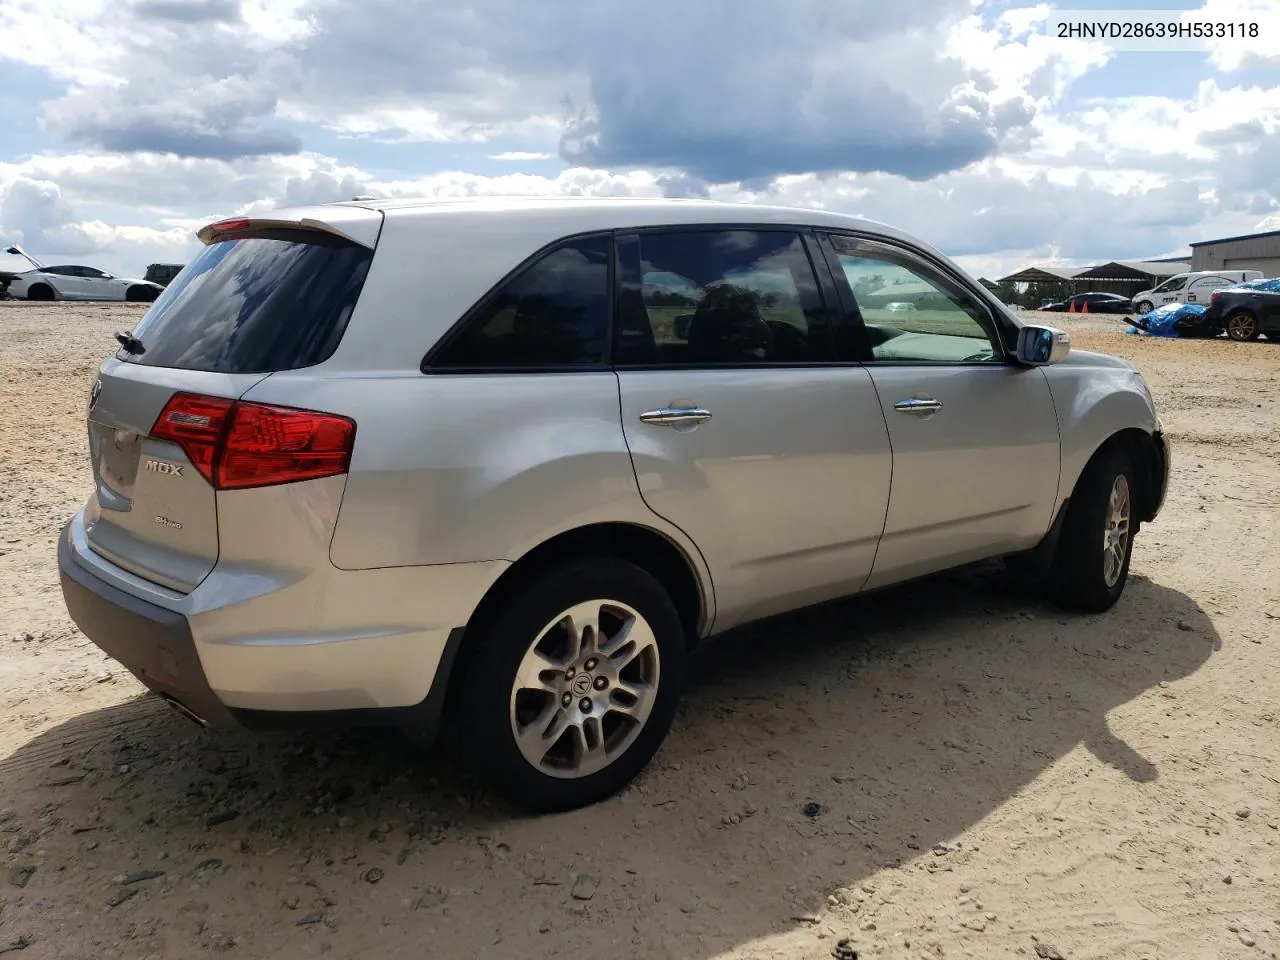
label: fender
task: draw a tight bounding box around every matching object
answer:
[1042,354,1163,516]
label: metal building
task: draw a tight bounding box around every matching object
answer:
[1190,229,1280,277]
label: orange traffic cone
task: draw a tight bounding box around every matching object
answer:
[1082,300,1089,314]
[1068,299,1076,313]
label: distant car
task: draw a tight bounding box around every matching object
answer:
[1041,292,1133,314]
[1202,279,1280,341]
[7,266,164,302]
[145,263,185,287]
[1132,269,1263,315]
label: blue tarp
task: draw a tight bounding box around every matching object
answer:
[1238,278,1280,293]
[1127,302,1206,337]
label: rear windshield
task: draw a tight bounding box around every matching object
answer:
[121,229,374,373]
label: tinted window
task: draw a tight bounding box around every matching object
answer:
[430,236,610,369]
[827,235,998,363]
[121,230,372,373]
[615,230,830,365]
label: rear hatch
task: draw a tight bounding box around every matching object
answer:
[82,207,381,592]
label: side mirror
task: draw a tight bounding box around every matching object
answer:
[1015,324,1070,365]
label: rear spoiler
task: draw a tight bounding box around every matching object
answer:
[196,205,383,249]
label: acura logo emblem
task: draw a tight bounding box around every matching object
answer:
[89,379,103,410]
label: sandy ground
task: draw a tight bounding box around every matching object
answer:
[0,301,1277,960]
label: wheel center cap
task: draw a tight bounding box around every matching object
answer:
[570,674,593,697]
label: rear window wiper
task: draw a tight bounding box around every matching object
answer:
[115,330,145,355]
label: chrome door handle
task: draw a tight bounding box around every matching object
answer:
[894,397,943,414]
[639,406,713,427]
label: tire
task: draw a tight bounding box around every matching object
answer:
[1049,447,1137,613]
[125,285,158,303]
[1135,300,1153,315]
[451,557,687,813]
[26,284,54,301]
[1225,310,1260,342]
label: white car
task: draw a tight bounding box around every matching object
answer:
[7,265,164,302]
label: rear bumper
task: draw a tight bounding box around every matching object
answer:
[59,528,236,727]
[58,525,467,740]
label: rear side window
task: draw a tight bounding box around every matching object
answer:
[614,230,832,366]
[428,235,610,370]
[121,229,373,373]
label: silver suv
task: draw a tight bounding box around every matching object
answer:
[58,197,1170,812]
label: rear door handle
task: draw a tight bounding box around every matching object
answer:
[639,406,713,427]
[894,396,943,415]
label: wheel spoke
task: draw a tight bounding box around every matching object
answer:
[561,602,602,660]
[514,648,565,694]
[573,717,610,777]
[516,705,567,762]
[609,686,650,719]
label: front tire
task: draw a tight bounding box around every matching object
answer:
[452,557,687,813]
[26,284,54,301]
[125,285,158,303]
[1225,310,1260,342]
[1135,300,1153,315]
[1049,448,1137,613]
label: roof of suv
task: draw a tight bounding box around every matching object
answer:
[317,194,930,249]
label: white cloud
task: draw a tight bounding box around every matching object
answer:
[0,0,1275,280]
[490,151,556,161]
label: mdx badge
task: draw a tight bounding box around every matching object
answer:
[145,459,184,478]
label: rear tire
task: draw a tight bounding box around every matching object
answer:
[451,557,687,813]
[125,285,158,303]
[1049,448,1137,613]
[26,284,54,301]
[1225,310,1260,342]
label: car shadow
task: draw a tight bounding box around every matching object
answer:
[0,562,1219,960]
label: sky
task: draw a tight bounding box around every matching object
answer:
[0,0,1277,282]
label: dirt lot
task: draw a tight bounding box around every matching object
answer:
[1,302,1277,960]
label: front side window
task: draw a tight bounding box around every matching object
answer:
[615,230,831,365]
[825,235,999,363]
[1155,276,1188,293]
[430,235,610,369]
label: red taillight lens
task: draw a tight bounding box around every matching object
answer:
[207,217,250,234]
[150,393,355,490]
[151,393,234,485]
[1210,291,1224,304]
[217,402,355,490]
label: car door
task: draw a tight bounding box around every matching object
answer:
[77,267,116,300]
[613,228,893,633]
[1253,282,1280,331]
[1185,275,1226,305]
[814,231,1061,590]
[1158,277,1187,305]
[41,267,82,298]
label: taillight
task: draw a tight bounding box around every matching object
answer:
[150,393,233,484]
[1210,291,1224,304]
[150,393,355,490]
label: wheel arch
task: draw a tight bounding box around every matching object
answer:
[468,521,712,647]
[1072,427,1165,524]
[26,282,57,300]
